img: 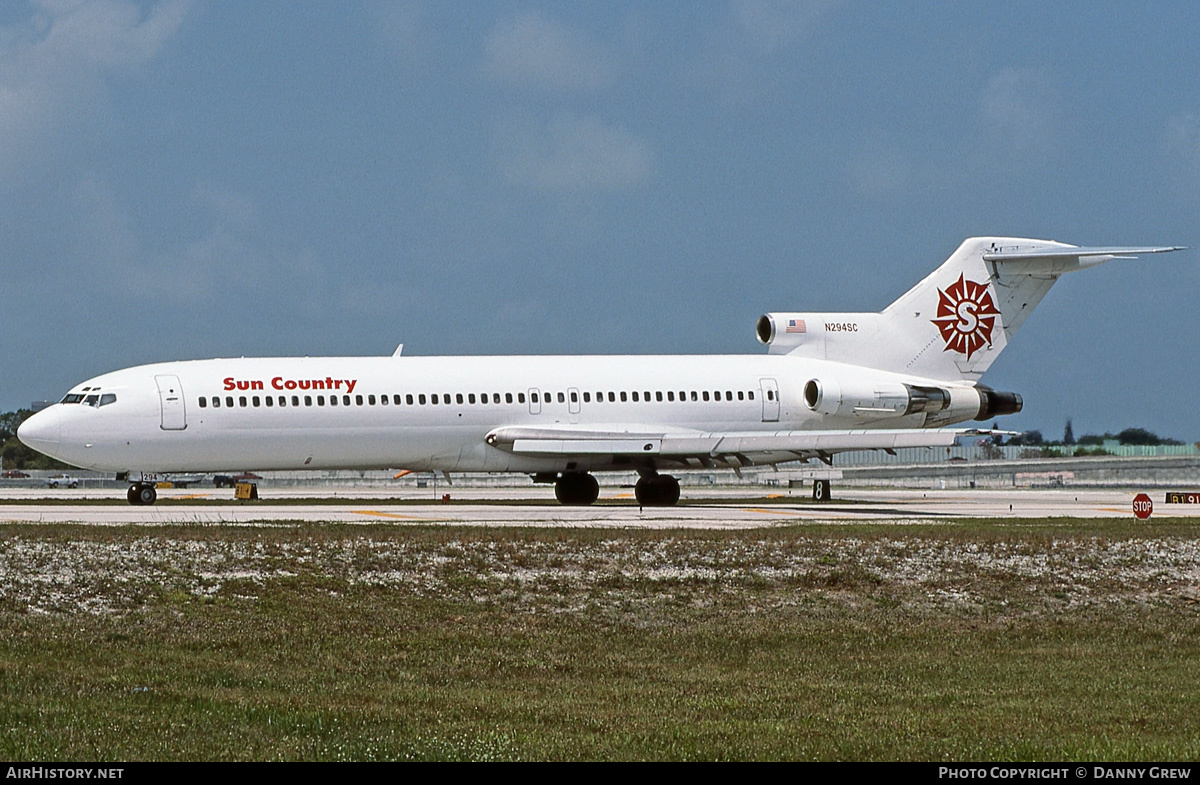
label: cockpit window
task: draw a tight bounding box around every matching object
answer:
[83,394,100,406]
[98,393,117,407]
[61,393,84,404]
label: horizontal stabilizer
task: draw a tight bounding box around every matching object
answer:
[982,245,1185,263]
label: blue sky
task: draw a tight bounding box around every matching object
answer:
[2,0,1197,441]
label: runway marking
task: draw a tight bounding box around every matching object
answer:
[744,508,804,516]
[353,510,429,520]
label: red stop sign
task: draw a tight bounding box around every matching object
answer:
[1133,493,1153,520]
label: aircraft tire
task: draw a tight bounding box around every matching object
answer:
[555,472,599,506]
[635,474,680,507]
[127,485,140,505]
[131,483,157,506]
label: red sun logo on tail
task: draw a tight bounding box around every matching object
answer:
[931,275,1000,360]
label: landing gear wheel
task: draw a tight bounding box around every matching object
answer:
[634,474,681,507]
[554,472,600,506]
[128,483,157,506]
[812,479,832,502]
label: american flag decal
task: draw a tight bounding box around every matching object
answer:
[785,319,806,334]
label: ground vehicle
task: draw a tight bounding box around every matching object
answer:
[46,474,79,488]
[2,470,31,478]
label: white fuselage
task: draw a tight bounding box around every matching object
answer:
[17,353,978,476]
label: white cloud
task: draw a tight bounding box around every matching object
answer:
[484,11,617,92]
[67,179,320,306]
[731,0,845,53]
[496,114,656,192]
[977,67,1058,159]
[1164,113,1200,168]
[0,0,190,178]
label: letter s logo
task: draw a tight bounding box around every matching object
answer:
[956,300,979,333]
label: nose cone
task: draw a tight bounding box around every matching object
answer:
[17,409,62,455]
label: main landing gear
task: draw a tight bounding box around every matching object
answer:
[554,472,600,506]
[547,471,682,507]
[635,473,680,507]
[127,483,157,506]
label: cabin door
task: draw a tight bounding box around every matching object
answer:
[759,378,780,423]
[155,374,187,430]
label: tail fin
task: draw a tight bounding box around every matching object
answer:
[755,237,1183,382]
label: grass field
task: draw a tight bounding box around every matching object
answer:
[2,520,1199,760]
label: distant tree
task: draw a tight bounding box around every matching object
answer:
[1077,434,1105,446]
[980,442,1004,460]
[1008,430,1044,447]
[1063,419,1075,445]
[1117,428,1162,445]
[0,409,69,470]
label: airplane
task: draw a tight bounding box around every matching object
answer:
[18,236,1183,506]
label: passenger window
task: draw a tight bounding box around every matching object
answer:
[356,395,363,405]
[430,394,437,405]
[570,391,578,403]
[656,392,663,402]
[239,396,248,407]
[505,392,513,404]
[632,391,639,402]
[531,392,539,404]
[293,396,300,407]
[407,394,415,405]
[265,396,273,407]
[583,392,591,403]
[469,393,476,404]
[748,391,755,400]
[305,395,312,406]
[518,392,526,404]
[456,393,464,404]
[768,390,775,401]
[317,396,325,406]
[198,397,207,408]
[690,391,697,401]
[620,392,627,402]
[557,392,565,403]
[492,393,500,404]
[608,392,615,402]
[331,396,339,407]
[252,396,260,407]
[738,391,744,401]
[667,391,675,402]
[213,397,221,408]
[702,391,710,401]
[279,396,287,407]
[369,395,376,405]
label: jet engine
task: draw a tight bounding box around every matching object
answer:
[802,378,950,419]
[802,377,1022,423]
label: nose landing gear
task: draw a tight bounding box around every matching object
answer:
[127,483,157,506]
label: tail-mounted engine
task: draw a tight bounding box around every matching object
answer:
[802,377,1022,425]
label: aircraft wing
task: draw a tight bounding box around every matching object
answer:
[486,425,985,467]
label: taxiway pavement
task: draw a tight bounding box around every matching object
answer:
[0,486,1193,526]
